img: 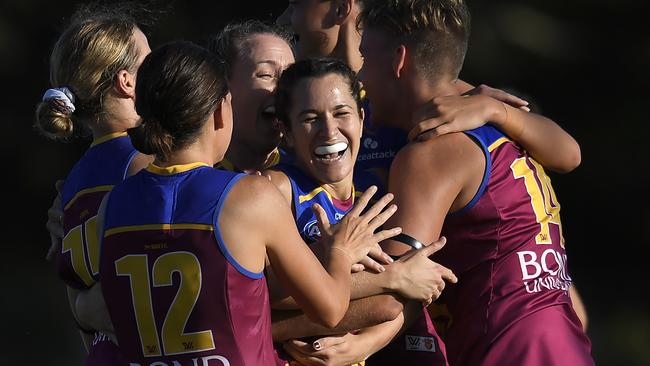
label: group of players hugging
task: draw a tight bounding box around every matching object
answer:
[38,0,595,365]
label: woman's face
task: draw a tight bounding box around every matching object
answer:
[228,34,295,157]
[285,73,363,185]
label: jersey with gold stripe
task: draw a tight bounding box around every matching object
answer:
[100,163,283,366]
[435,125,593,366]
[59,132,137,290]
[274,163,368,244]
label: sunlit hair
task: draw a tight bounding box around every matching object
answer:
[34,3,148,141]
[207,20,293,78]
[275,58,363,130]
[130,41,228,162]
[358,0,470,80]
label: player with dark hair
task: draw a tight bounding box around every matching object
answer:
[357,0,594,364]
[266,58,457,365]
[35,3,152,364]
[96,40,401,366]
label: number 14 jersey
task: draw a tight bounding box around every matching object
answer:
[436,125,594,366]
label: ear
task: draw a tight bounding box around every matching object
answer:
[333,0,353,24]
[392,45,407,78]
[213,94,232,131]
[114,70,136,98]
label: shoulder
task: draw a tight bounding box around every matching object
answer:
[224,175,288,215]
[262,169,292,204]
[393,133,479,173]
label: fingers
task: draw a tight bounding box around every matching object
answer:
[351,263,366,273]
[358,255,385,273]
[312,203,330,235]
[470,84,529,109]
[408,118,445,142]
[367,203,397,232]
[367,244,393,265]
[372,227,402,243]
[347,185,377,217]
[438,264,458,284]
[283,341,325,366]
[313,335,346,351]
[418,236,448,257]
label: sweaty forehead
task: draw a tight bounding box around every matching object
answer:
[293,74,355,110]
[239,34,295,65]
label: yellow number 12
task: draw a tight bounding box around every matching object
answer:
[115,251,215,357]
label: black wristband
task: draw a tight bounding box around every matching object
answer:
[392,233,424,250]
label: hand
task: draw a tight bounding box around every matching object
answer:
[75,283,115,334]
[313,186,401,264]
[387,237,458,303]
[45,180,64,262]
[352,244,394,273]
[284,334,366,366]
[408,85,530,142]
[466,84,530,111]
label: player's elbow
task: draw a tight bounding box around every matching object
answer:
[374,295,404,323]
[556,141,582,173]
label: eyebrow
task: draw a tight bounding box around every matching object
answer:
[297,104,352,117]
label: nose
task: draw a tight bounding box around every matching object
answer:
[320,114,339,140]
[276,6,291,27]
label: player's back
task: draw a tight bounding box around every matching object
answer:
[100,163,281,366]
[59,132,136,366]
[436,125,593,365]
[59,132,137,289]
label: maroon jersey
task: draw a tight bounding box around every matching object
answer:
[59,132,136,365]
[368,309,447,366]
[100,163,284,366]
[435,126,593,365]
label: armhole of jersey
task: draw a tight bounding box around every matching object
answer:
[287,174,301,219]
[212,173,264,279]
[448,130,492,217]
[123,150,139,180]
[95,191,112,282]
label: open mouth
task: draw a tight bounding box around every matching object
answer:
[313,142,348,162]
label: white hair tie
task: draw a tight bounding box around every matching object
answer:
[42,87,76,113]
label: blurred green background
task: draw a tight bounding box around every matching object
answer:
[1,0,648,364]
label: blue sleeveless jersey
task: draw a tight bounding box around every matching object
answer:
[58,132,137,366]
[274,164,373,245]
[355,99,407,193]
[59,132,137,289]
[100,163,285,366]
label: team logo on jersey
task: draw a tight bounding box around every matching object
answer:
[517,248,572,294]
[303,220,321,241]
[363,137,379,149]
[405,335,436,352]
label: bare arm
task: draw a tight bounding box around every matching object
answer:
[569,285,588,332]
[382,134,484,256]
[222,176,399,328]
[409,91,581,174]
[272,294,404,341]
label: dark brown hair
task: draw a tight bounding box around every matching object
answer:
[131,41,228,161]
[275,58,363,130]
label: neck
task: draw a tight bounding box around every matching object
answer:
[90,97,139,140]
[397,76,461,132]
[321,174,354,202]
[224,141,275,172]
[330,21,363,73]
[154,141,218,168]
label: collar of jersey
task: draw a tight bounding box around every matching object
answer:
[90,131,128,147]
[146,162,211,175]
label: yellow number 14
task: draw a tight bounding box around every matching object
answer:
[511,157,565,247]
